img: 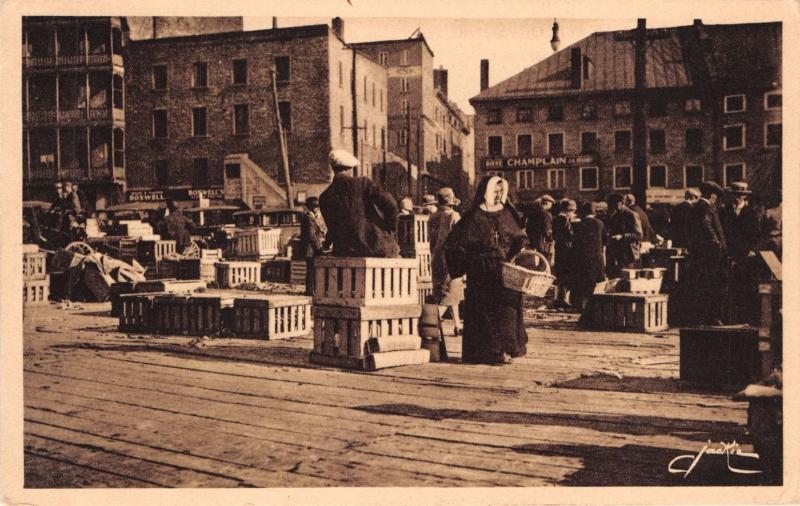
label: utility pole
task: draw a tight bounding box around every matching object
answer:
[615,19,669,209]
[351,49,359,162]
[405,107,412,199]
[270,65,294,209]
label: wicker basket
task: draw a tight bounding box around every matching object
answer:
[501,251,555,297]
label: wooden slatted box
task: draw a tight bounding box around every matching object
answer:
[118,292,161,332]
[232,294,312,340]
[233,228,281,260]
[398,214,430,256]
[215,261,260,288]
[110,282,135,316]
[584,293,668,332]
[23,276,50,305]
[23,251,47,280]
[313,257,418,307]
[262,258,291,283]
[137,239,176,264]
[418,280,434,305]
[290,260,307,285]
[416,250,432,283]
[153,294,233,336]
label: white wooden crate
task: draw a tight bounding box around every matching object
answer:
[398,214,430,255]
[312,304,421,358]
[23,276,50,305]
[23,251,47,280]
[233,294,312,340]
[233,228,281,260]
[313,257,418,307]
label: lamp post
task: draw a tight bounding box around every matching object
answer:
[550,19,560,52]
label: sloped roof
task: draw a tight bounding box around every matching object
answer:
[470,21,781,103]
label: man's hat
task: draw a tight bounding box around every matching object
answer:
[436,187,460,207]
[699,181,725,197]
[540,194,555,204]
[421,194,436,206]
[684,188,701,199]
[306,196,320,208]
[329,149,359,170]
[728,181,752,195]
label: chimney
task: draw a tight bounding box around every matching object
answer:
[332,17,344,40]
[434,65,449,97]
[272,17,278,29]
[480,59,489,91]
[570,47,582,89]
[693,18,703,27]
[152,16,158,38]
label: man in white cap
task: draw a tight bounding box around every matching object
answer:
[319,149,400,257]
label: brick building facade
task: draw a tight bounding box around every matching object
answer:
[22,16,128,208]
[470,21,782,207]
[125,22,388,206]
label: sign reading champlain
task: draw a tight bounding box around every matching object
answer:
[482,154,596,170]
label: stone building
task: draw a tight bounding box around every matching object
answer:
[125,20,389,208]
[351,35,473,200]
[470,20,782,207]
[22,16,129,208]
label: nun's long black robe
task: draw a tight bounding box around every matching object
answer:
[444,201,529,364]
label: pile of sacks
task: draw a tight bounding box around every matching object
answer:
[49,248,147,302]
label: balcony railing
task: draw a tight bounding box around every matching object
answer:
[90,164,112,179]
[59,109,86,122]
[24,56,56,68]
[88,108,110,121]
[25,108,114,125]
[28,166,55,181]
[87,53,111,65]
[24,53,116,68]
[59,166,89,181]
[57,55,86,66]
[26,110,57,123]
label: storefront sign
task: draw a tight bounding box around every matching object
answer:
[646,188,685,204]
[127,187,225,202]
[482,154,596,170]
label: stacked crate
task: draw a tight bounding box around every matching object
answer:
[118,292,161,332]
[289,260,307,285]
[232,294,312,339]
[641,248,687,293]
[136,239,176,279]
[118,220,154,238]
[398,214,432,305]
[232,228,281,261]
[583,268,669,332]
[215,261,261,288]
[309,257,429,371]
[153,293,235,336]
[262,258,291,283]
[110,279,206,316]
[23,245,49,305]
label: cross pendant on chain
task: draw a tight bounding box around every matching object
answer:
[492,230,500,243]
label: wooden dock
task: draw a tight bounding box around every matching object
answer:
[23,301,765,487]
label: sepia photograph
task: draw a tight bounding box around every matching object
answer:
[1,0,797,504]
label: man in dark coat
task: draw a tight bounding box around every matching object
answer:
[553,198,577,308]
[572,200,606,309]
[605,193,643,278]
[299,196,327,295]
[158,199,194,252]
[319,149,400,258]
[720,182,761,323]
[624,193,655,243]
[670,189,699,248]
[686,181,727,325]
[525,194,554,260]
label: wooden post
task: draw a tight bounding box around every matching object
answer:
[351,49,359,159]
[270,66,294,209]
[405,108,412,197]
[632,18,648,209]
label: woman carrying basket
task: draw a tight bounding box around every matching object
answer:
[443,176,529,365]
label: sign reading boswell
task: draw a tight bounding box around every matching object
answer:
[483,154,596,170]
[127,187,225,202]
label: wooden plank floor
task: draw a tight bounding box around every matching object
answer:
[22,300,766,487]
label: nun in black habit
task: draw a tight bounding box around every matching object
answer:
[444,176,529,365]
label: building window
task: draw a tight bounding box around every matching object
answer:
[685,165,703,188]
[724,163,745,187]
[547,104,563,121]
[193,157,208,187]
[152,109,168,139]
[380,89,384,112]
[486,108,501,125]
[278,101,291,132]
[724,94,746,113]
[517,134,532,156]
[649,129,666,154]
[765,91,782,110]
[363,76,368,103]
[275,56,290,83]
[400,77,409,93]
[378,51,388,65]
[399,129,407,146]
[488,136,503,157]
[516,107,532,123]
[233,59,247,85]
[401,49,408,66]
[547,133,564,155]
[192,62,208,88]
[518,170,534,189]
[613,101,631,117]
[723,124,745,150]
[649,98,667,117]
[113,74,124,109]
[547,169,566,190]
[401,99,409,114]
[648,165,668,188]
[371,82,376,107]
[580,103,597,120]
[234,104,249,135]
[614,165,632,189]
[154,160,169,186]
[339,105,345,138]
[685,98,702,114]
[113,128,124,168]
[381,127,386,149]
[685,128,703,153]
[615,130,631,153]
[580,167,599,191]
[192,107,207,137]
[581,132,597,154]
[338,61,343,88]
[152,65,168,90]
[764,122,781,147]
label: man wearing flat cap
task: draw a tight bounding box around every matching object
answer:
[669,189,699,248]
[299,196,327,295]
[319,149,400,258]
[687,181,727,324]
[525,194,555,260]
